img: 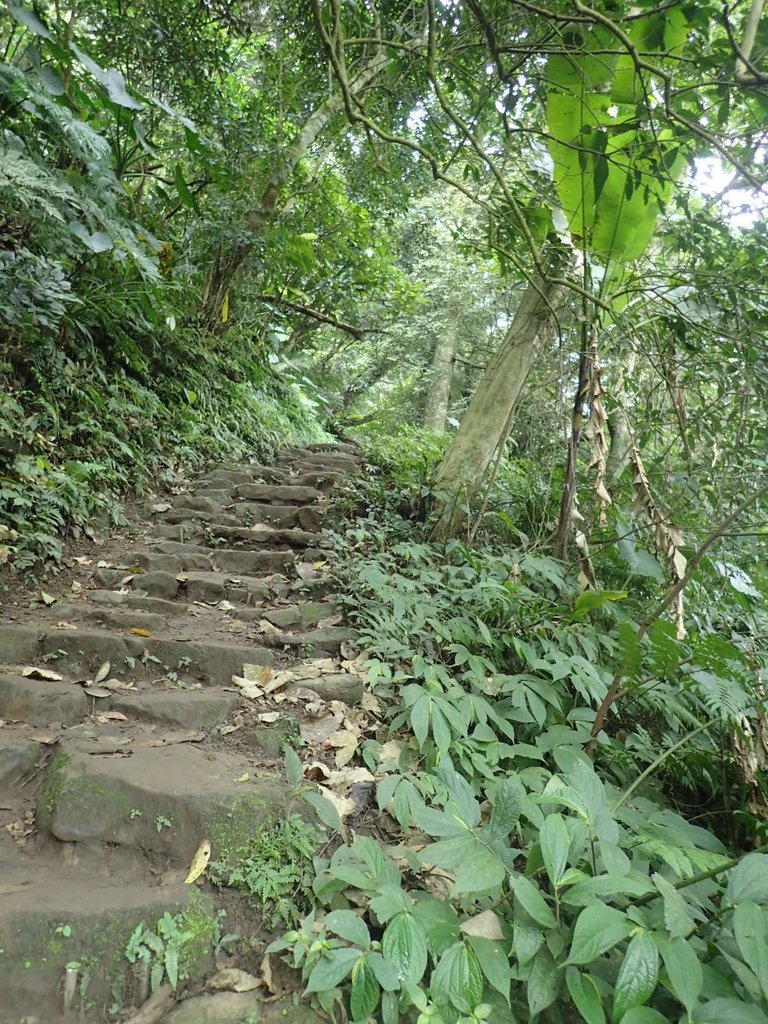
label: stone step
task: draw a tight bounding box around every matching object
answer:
[0,625,272,686]
[0,672,88,725]
[129,543,296,576]
[131,569,283,605]
[258,625,358,654]
[39,739,286,863]
[155,524,320,550]
[291,469,346,489]
[0,672,237,731]
[261,600,339,629]
[0,731,41,793]
[162,507,240,527]
[235,482,320,505]
[211,464,289,484]
[304,441,359,454]
[233,501,324,532]
[0,864,208,1021]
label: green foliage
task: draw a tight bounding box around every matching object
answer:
[125,912,196,993]
[266,458,768,1021]
[209,816,319,931]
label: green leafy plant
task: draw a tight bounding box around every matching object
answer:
[124,912,195,993]
[208,815,319,931]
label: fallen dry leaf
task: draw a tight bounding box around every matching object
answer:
[70,581,82,593]
[41,591,56,606]
[95,711,128,723]
[22,666,63,682]
[207,968,262,993]
[317,785,356,820]
[184,838,211,884]
[151,502,172,513]
[360,693,382,715]
[317,614,343,628]
[257,712,281,723]
[234,772,250,783]
[55,621,78,631]
[325,729,359,768]
[460,909,505,940]
[128,627,151,637]
[230,675,264,700]
[94,660,111,684]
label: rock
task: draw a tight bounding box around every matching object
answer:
[0,734,40,794]
[161,991,323,1024]
[0,673,88,726]
[236,483,320,505]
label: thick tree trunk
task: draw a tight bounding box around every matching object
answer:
[430,271,563,540]
[423,328,458,431]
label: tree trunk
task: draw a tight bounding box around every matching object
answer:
[423,328,458,431]
[604,350,637,487]
[430,271,564,540]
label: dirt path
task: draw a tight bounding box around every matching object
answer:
[0,442,363,1023]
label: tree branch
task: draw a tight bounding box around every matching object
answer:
[257,294,368,340]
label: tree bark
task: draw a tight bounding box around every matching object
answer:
[423,327,458,431]
[430,270,564,540]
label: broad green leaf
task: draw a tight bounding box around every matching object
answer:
[302,790,340,830]
[540,813,570,886]
[726,853,768,906]
[369,884,411,923]
[697,998,768,1024]
[619,1010,668,1024]
[430,941,483,1014]
[350,957,380,1022]
[8,5,52,38]
[174,164,198,212]
[513,900,544,966]
[382,913,428,987]
[421,834,506,894]
[410,693,430,747]
[652,873,694,939]
[488,774,524,840]
[733,901,768,999]
[510,874,557,929]
[568,904,633,965]
[104,68,143,110]
[657,935,702,1016]
[325,909,370,949]
[527,946,560,1017]
[572,590,628,617]
[284,744,303,789]
[466,936,511,1004]
[613,930,659,1021]
[367,952,400,992]
[305,947,360,993]
[412,893,460,956]
[566,967,606,1024]
[563,874,655,907]
[381,991,399,1024]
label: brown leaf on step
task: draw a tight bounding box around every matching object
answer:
[317,614,343,628]
[218,723,242,736]
[325,729,360,768]
[22,666,63,681]
[128,627,152,637]
[176,574,189,583]
[378,739,405,767]
[360,692,382,716]
[260,953,276,996]
[312,560,327,569]
[256,619,282,636]
[340,641,360,660]
[217,599,235,612]
[27,730,60,744]
[74,556,92,565]
[151,502,172,513]
[327,765,375,789]
[55,621,78,631]
[299,711,344,745]
[184,838,212,884]
[84,685,112,698]
[318,785,356,820]
[102,678,135,691]
[207,968,262,993]
[234,772,250,783]
[144,731,204,747]
[304,761,331,781]
[257,712,281,723]
[0,883,28,895]
[41,591,56,606]
[95,711,128,723]
[230,676,264,700]
[94,660,111,684]
[242,664,271,686]
[82,737,133,754]
[119,574,135,586]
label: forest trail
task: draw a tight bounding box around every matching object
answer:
[0,442,363,1023]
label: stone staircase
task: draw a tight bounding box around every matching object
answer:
[0,442,362,1023]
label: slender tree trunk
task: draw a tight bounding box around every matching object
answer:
[423,328,458,431]
[430,271,564,540]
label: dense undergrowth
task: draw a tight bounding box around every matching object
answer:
[0,19,328,570]
[267,430,768,1024]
